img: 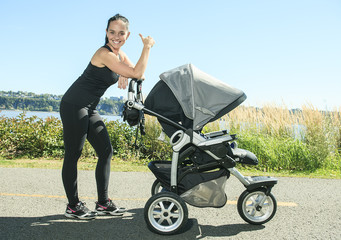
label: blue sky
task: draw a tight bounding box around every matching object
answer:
[0,0,340,110]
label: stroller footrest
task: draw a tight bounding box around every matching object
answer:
[244,176,278,191]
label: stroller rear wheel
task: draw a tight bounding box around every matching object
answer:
[144,192,188,235]
[237,188,277,225]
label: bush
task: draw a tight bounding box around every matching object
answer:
[0,113,172,162]
[1,104,340,173]
[0,113,64,158]
[236,131,317,171]
[106,119,137,159]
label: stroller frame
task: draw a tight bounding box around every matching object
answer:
[125,78,278,235]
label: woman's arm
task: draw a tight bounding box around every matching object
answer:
[120,52,135,68]
[97,34,154,79]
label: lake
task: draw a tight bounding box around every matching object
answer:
[0,110,305,139]
[0,110,122,122]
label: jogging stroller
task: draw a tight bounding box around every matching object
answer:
[123,64,278,235]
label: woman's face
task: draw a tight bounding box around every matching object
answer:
[106,20,130,50]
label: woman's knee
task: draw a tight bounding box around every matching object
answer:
[102,145,113,160]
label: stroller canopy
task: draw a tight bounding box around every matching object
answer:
[157,64,246,130]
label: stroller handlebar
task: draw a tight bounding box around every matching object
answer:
[128,78,143,101]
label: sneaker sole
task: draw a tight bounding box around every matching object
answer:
[96,210,125,216]
[65,212,96,220]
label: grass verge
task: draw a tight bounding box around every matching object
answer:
[0,158,149,172]
[0,158,339,179]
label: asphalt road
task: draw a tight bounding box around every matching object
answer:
[0,167,340,240]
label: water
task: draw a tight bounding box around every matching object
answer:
[1,110,305,139]
[0,110,122,122]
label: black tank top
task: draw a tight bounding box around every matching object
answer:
[62,45,120,109]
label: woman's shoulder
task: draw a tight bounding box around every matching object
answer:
[91,46,121,67]
[97,45,111,55]
[95,46,119,59]
[91,46,111,67]
[97,45,121,58]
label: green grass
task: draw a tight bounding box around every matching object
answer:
[0,157,149,172]
[1,158,339,179]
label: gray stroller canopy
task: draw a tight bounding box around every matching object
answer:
[159,64,246,130]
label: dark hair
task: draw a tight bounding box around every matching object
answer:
[105,14,129,44]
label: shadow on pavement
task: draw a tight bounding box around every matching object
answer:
[196,223,265,239]
[0,208,264,239]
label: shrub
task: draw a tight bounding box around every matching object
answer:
[0,113,63,158]
[1,104,340,173]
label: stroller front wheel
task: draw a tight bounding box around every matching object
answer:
[144,192,188,235]
[151,179,169,195]
[237,188,277,225]
[151,179,163,195]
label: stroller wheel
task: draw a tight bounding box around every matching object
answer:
[237,188,277,225]
[151,179,169,195]
[144,192,188,235]
[151,179,163,195]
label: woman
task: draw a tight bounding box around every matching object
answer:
[60,14,155,219]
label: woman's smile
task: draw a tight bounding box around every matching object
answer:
[106,20,130,50]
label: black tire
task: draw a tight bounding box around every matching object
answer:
[237,188,277,225]
[151,179,163,195]
[144,192,188,235]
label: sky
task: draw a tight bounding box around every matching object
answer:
[0,0,340,110]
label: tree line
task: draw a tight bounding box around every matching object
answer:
[0,91,125,115]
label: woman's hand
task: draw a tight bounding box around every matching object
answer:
[139,34,155,49]
[117,75,129,89]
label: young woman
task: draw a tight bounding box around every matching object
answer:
[60,14,155,219]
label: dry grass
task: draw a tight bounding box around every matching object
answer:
[220,103,340,139]
[206,103,341,172]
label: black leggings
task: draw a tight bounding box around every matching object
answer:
[60,100,113,205]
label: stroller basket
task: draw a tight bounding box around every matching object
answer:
[148,161,230,207]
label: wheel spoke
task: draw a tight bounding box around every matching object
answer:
[166,218,174,225]
[255,194,262,202]
[259,209,266,216]
[246,205,253,210]
[262,202,269,208]
[159,202,165,210]
[167,202,175,211]
[157,217,165,225]
[245,206,254,215]
[245,200,254,207]
[152,210,161,218]
[249,208,257,217]
[250,196,257,204]
[257,195,267,206]
[245,203,255,209]
[170,212,180,219]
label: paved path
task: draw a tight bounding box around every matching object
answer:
[0,168,340,239]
